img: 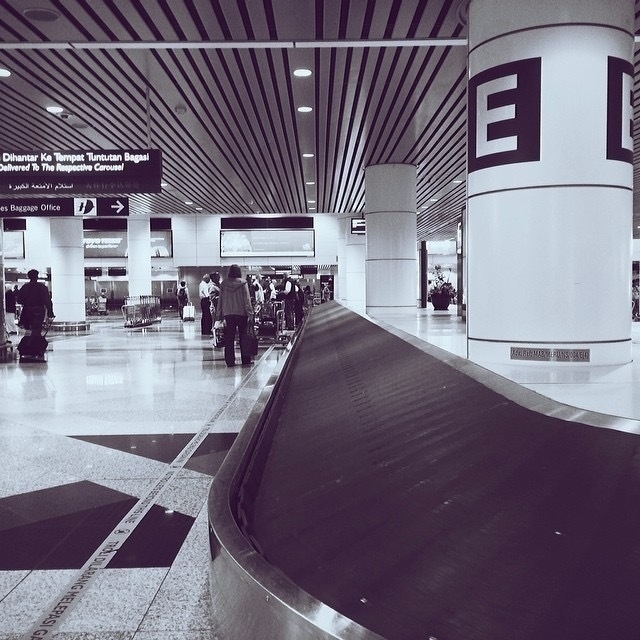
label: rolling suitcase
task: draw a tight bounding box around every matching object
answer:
[18,334,49,361]
[182,302,195,321]
[18,316,52,362]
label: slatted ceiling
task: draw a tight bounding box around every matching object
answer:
[0,1,639,238]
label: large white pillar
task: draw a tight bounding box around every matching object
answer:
[127,218,152,296]
[50,218,86,324]
[467,0,634,365]
[337,214,366,315]
[365,163,417,314]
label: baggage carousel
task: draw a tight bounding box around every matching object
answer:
[209,301,640,639]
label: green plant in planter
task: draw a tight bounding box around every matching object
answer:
[429,265,456,308]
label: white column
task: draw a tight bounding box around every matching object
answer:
[365,163,417,314]
[337,215,366,315]
[467,0,634,365]
[127,218,151,296]
[50,218,86,323]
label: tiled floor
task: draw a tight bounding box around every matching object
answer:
[1,305,638,639]
[0,313,285,640]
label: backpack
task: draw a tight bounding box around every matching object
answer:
[177,287,188,303]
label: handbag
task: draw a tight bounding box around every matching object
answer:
[213,320,225,348]
[245,321,259,356]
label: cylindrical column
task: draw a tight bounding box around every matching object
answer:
[365,163,417,313]
[467,0,634,365]
[127,218,152,296]
[50,218,86,323]
[337,215,366,315]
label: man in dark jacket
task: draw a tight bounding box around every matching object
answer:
[17,269,54,335]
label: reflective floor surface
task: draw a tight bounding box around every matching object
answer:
[1,305,638,639]
[0,313,285,640]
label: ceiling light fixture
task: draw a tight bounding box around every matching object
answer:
[184,200,193,205]
[293,68,312,77]
[305,181,315,185]
[302,153,314,158]
[0,68,10,77]
[297,106,313,113]
[22,7,60,22]
[46,106,64,114]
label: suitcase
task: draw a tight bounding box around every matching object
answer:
[18,334,49,362]
[182,302,195,321]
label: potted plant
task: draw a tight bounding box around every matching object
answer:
[429,265,456,310]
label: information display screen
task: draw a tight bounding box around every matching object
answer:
[3,230,24,258]
[83,230,172,258]
[220,229,314,257]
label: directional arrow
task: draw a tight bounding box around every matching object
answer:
[97,197,129,216]
[111,199,125,214]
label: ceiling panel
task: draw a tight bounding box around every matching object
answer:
[0,0,638,243]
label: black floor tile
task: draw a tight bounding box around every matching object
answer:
[0,480,194,570]
[71,433,237,475]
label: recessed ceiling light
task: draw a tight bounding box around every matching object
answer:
[297,106,313,113]
[293,68,312,77]
[161,182,168,188]
[453,179,463,184]
[0,69,11,78]
[429,198,439,202]
[308,200,316,204]
[302,153,314,158]
[305,181,315,185]
[195,206,203,211]
[184,200,193,205]
[23,7,60,22]
[46,106,64,114]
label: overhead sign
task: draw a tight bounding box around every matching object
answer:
[0,149,162,194]
[0,197,129,217]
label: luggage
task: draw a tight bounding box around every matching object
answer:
[18,334,49,362]
[246,322,259,356]
[182,302,195,321]
[213,321,225,348]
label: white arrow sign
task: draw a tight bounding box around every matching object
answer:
[110,199,125,214]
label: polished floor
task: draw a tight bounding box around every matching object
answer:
[0,313,285,640]
[1,305,638,639]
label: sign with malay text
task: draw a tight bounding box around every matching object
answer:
[0,149,162,194]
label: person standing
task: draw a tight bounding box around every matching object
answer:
[4,284,17,334]
[176,280,190,320]
[199,273,213,336]
[16,269,54,335]
[215,264,254,367]
[209,272,221,319]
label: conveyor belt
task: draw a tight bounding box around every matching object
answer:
[246,302,640,640]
